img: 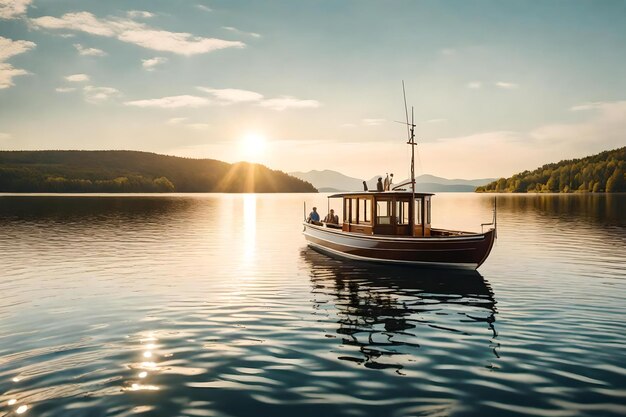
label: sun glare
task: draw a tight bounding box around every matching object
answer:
[239,132,267,162]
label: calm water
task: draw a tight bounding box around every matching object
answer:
[1,193,625,417]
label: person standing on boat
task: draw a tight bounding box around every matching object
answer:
[388,173,394,190]
[307,207,321,224]
[324,209,339,224]
[377,177,384,191]
[384,173,390,191]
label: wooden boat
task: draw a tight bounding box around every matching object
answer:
[303,85,496,270]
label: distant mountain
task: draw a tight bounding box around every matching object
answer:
[0,150,317,193]
[477,146,626,193]
[290,169,495,192]
[289,170,364,192]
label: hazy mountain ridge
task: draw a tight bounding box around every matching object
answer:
[0,151,317,193]
[290,169,495,192]
[476,146,626,193]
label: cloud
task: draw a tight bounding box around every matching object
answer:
[197,5,212,12]
[222,26,261,38]
[83,85,119,103]
[259,96,320,111]
[198,87,264,103]
[0,36,35,89]
[569,102,608,112]
[65,73,89,82]
[495,81,518,89]
[362,118,386,126]
[0,36,36,61]
[74,43,106,56]
[0,64,29,88]
[55,86,76,93]
[31,12,245,56]
[142,57,167,71]
[127,10,154,19]
[167,117,188,125]
[0,0,31,19]
[124,95,210,108]
[186,123,210,130]
[198,87,319,110]
[467,81,482,89]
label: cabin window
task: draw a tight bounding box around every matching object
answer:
[395,200,410,225]
[376,199,392,225]
[350,198,358,223]
[426,197,431,224]
[358,198,371,224]
[415,198,422,225]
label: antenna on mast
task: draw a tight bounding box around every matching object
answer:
[402,81,417,195]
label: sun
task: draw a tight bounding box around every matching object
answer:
[239,132,267,162]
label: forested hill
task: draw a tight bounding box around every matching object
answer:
[0,151,317,193]
[476,147,626,193]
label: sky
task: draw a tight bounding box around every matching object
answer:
[1,0,625,180]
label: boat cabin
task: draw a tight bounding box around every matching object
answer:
[328,191,433,237]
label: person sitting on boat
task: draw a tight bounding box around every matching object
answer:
[307,207,321,224]
[324,209,339,224]
[377,177,384,191]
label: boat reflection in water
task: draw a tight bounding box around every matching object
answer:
[302,249,498,373]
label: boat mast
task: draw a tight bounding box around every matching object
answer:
[403,81,418,236]
[402,81,417,194]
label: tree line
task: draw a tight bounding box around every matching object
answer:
[0,150,317,193]
[476,146,626,193]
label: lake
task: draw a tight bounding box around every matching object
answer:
[1,193,625,417]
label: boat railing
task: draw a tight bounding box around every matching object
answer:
[480,197,498,236]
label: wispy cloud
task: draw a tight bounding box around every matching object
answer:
[125,95,210,108]
[167,117,188,125]
[198,87,319,110]
[495,81,518,89]
[198,87,264,103]
[0,0,32,19]
[223,26,261,38]
[74,43,106,56]
[0,36,35,89]
[0,36,35,61]
[55,86,76,93]
[0,64,29,89]
[31,12,245,56]
[83,85,119,103]
[259,96,320,111]
[65,73,89,82]
[467,81,482,89]
[570,102,607,112]
[127,10,154,19]
[142,57,167,71]
[197,5,212,12]
[362,118,386,126]
[186,123,210,130]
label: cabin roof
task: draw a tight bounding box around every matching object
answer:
[328,191,434,198]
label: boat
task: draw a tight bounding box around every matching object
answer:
[302,84,497,270]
